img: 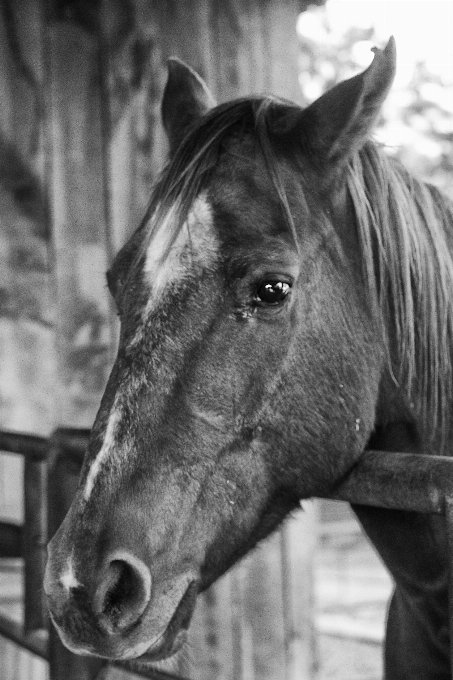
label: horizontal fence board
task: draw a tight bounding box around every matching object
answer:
[3,428,453,679]
[0,612,47,659]
[3,428,452,513]
[0,431,47,460]
[0,520,22,557]
[331,451,453,514]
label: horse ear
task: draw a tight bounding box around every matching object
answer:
[161,58,217,155]
[298,37,396,177]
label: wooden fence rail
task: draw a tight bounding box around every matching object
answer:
[2,428,453,678]
[0,429,188,680]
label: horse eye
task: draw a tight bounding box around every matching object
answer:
[254,280,291,306]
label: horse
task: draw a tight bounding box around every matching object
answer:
[44,37,453,679]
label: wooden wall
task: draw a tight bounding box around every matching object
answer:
[0,0,311,435]
[0,1,319,678]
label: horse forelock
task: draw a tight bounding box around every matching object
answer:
[129,97,301,281]
[141,193,217,314]
[348,142,453,444]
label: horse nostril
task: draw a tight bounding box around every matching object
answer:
[96,552,152,633]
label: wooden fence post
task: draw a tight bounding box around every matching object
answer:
[47,429,106,680]
[280,503,319,680]
[23,451,48,635]
[444,496,453,677]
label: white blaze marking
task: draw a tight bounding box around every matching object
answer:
[143,193,217,311]
[127,193,217,350]
[60,554,81,592]
[191,404,225,430]
[83,195,217,501]
[83,403,121,501]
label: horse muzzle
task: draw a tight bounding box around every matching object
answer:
[44,543,198,662]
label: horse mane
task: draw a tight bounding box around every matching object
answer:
[348,143,453,444]
[136,95,453,446]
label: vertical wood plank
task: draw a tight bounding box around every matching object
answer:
[0,12,54,653]
[230,563,256,680]
[188,573,235,680]
[0,0,45,160]
[261,0,302,102]
[0,0,54,437]
[280,503,318,680]
[44,2,114,427]
[242,532,286,679]
[151,0,215,89]
[209,0,267,100]
[99,0,166,256]
[445,497,453,679]
[23,454,47,633]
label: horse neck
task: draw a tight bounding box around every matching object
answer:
[349,146,453,456]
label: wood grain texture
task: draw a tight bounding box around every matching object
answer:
[0,0,53,437]
[0,2,320,678]
[44,16,114,427]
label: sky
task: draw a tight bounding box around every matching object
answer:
[297,1,453,188]
[298,0,453,88]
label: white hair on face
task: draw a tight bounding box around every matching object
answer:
[125,193,218,351]
[83,402,122,502]
[59,554,81,591]
[143,193,217,308]
[83,194,218,501]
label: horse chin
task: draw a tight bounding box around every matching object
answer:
[133,630,187,665]
[126,580,197,664]
[49,578,197,665]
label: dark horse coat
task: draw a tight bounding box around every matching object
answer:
[45,38,453,679]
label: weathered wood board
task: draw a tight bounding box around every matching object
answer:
[0,2,319,678]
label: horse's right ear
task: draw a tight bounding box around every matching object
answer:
[278,37,396,186]
[161,58,216,155]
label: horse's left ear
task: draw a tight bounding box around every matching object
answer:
[161,58,217,155]
[294,37,396,178]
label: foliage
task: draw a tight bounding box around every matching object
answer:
[298,13,453,198]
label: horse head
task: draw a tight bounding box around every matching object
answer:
[45,40,396,662]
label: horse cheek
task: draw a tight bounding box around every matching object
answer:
[265,312,383,496]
